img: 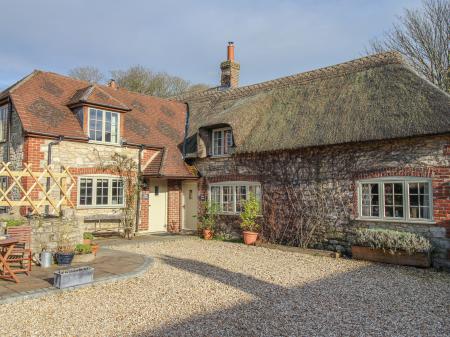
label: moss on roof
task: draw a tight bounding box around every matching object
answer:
[183,54,450,155]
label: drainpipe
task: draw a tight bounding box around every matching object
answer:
[46,136,63,215]
[135,144,144,233]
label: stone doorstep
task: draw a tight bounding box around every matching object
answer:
[0,251,154,305]
[255,242,341,258]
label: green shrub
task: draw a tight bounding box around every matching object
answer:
[240,193,261,232]
[75,243,92,254]
[83,232,94,240]
[354,228,431,255]
[199,202,220,231]
[1,219,26,227]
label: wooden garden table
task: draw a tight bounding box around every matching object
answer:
[0,238,19,283]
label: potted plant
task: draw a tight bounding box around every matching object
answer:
[199,202,219,240]
[240,193,261,245]
[83,232,94,245]
[73,243,95,263]
[55,245,75,265]
[91,242,100,256]
[352,228,432,267]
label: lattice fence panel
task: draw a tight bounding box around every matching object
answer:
[0,162,76,215]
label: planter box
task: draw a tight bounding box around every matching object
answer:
[351,246,430,268]
[53,266,94,289]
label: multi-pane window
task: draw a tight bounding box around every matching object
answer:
[89,108,120,144]
[78,176,124,207]
[112,179,124,205]
[96,179,109,205]
[212,128,233,156]
[359,178,432,221]
[0,105,8,142]
[209,182,261,214]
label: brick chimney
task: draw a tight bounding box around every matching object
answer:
[220,42,240,88]
[108,79,117,89]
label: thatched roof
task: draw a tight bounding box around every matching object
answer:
[178,52,450,156]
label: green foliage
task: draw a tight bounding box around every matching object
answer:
[240,194,261,232]
[75,243,92,255]
[83,232,94,240]
[0,219,26,227]
[198,202,219,231]
[354,228,432,255]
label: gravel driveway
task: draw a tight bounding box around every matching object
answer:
[1,236,449,337]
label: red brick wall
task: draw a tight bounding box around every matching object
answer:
[167,179,182,232]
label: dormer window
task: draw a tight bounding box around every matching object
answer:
[89,108,120,144]
[212,127,233,156]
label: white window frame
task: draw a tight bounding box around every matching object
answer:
[88,108,120,145]
[0,105,8,142]
[357,177,434,223]
[208,181,261,215]
[77,175,125,208]
[212,127,233,157]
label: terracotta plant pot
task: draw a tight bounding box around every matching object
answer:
[203,229,213,240]
[351,246,431,268]
[83,239,91,245]
[91,244,99,256]
[243,231,258,245]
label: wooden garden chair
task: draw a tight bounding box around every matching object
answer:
[6,226,32,275]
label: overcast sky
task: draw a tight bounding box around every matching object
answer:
[0,0,422,90]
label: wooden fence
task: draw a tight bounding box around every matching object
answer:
[0,162,76,215]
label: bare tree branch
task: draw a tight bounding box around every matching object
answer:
[366,0,449,92]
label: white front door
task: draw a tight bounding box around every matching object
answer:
[148,179,167,232]
[182,181,198,230]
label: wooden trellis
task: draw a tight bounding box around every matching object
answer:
[0,162,76,215]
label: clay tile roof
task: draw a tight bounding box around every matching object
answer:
[177,52,450,156]
[67,85,131,111]
[0,70,195,178]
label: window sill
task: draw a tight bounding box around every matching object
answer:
[77,205,125,210]
[88,140,122,147]
[355,217,435,225]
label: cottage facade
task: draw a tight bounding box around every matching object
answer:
[1,43,449,267]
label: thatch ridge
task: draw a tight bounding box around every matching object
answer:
[183,53,450,156]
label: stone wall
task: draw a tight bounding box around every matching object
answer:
[194,134,450,268]
[26,214,82,253]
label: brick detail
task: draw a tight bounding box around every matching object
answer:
[167,180,182,233]
[139,189,149,231]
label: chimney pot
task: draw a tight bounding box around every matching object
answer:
[227,41,235,61]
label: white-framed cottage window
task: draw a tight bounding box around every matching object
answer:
[358,177,433,222]
[208,181,261,214]
[212,127,233,156]
[78,176,124,208]
[0,105,8,142]
[88,108,120,144]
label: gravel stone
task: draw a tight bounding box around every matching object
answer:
[0,236,449,337]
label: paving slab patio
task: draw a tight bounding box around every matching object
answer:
[0,247,152,303]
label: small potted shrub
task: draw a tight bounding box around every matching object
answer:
[240,194,261,245]
[73,243,95,263]
[352,228,432,267]
[83,232,94,245]
[91,241,100,256]
[55,245,75,265]
[199,202,219,240]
